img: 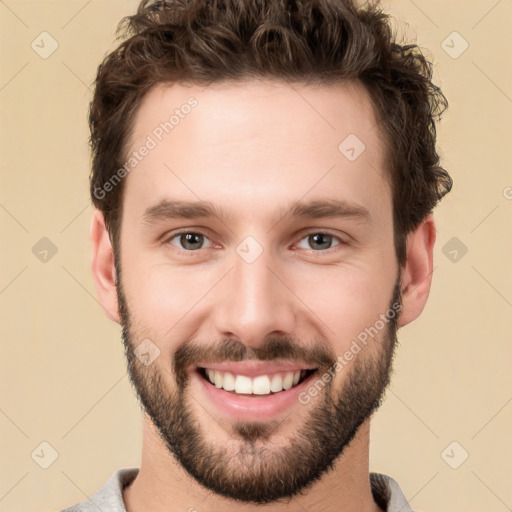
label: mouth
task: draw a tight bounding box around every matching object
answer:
[197,367,317,396]
[190,361,320,421]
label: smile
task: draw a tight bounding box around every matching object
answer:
[199,367,316,395]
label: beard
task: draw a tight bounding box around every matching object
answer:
[115,254,402,504]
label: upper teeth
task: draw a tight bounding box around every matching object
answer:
[204,369,304,395]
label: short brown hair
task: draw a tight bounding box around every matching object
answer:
[89,0,452,266]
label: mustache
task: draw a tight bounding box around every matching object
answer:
[173,336,338,389]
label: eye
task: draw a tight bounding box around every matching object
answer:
[166,231,214,251]
[164,230,346,253]
[295,232,344,251]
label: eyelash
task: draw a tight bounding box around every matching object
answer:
[163,230,348,255]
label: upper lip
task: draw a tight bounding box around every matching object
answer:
[194,361,317,378]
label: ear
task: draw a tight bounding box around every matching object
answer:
[89,209,121,324]
[398,214,436,328]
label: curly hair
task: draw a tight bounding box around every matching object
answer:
[89,0,452,266]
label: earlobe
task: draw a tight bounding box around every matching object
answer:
[398,214,436,328]
[89,209,121,324]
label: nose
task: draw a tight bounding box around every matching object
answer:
[212,245,297,348]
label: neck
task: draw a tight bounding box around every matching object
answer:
[123,417,383,512]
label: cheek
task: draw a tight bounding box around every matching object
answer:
[121,259,215,338]
[290,265,395,352]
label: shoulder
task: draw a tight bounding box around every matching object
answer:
[370,472,416,512]
[59,467,139,512]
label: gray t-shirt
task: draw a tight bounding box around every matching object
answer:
[60,467,416,511]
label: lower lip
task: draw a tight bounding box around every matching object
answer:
[192,370,316,422]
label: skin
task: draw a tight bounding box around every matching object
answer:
[90,79,436,512]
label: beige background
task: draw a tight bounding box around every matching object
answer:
[1,1,511,511]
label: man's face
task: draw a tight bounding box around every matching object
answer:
[115,80,401,503]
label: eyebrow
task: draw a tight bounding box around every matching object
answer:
[141,197,371,226]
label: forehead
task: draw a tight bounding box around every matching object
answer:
[123,79,391,223]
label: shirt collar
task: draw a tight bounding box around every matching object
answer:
[62,467,415,512]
